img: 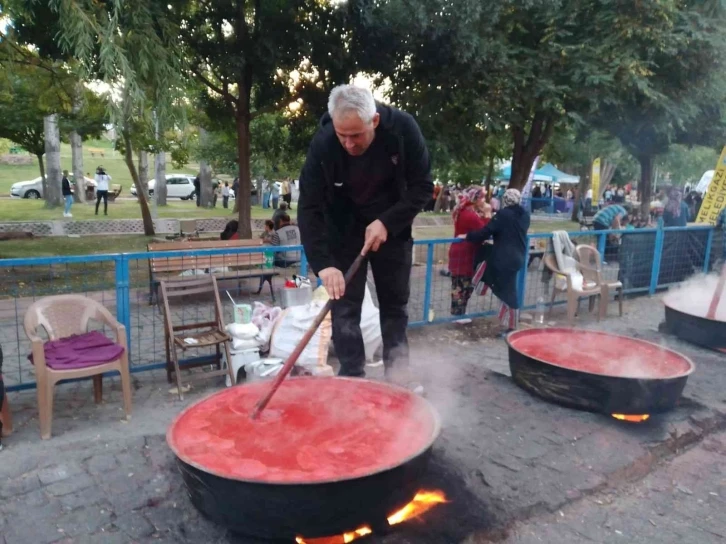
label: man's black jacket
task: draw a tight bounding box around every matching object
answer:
[297,104,433,274]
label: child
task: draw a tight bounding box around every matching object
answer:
[260,220,276,244]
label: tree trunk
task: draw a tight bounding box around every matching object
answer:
[123,128,155,235]
[155,152,167,206]
[36,153,46,191]
[138,151,149,185]
[571,165,590,222]
[70,131,85,203]
[433,186,446,212]
[509,113,556,190]
[236,111,253,239]
[200,161,213,208]
[44,114,62,208]
[70,88,85,203]
[596,160,617,203]
[198,128,214,207]
[638,154,654,219]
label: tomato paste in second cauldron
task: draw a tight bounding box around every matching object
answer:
[167,377,439,484]
[508,329,693,379]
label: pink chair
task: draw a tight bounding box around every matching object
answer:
[24,295,132,439]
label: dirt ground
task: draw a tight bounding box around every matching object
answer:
[0,294,725,544]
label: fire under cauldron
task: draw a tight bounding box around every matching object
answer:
[167,377,441,541]
[506,328,695,416]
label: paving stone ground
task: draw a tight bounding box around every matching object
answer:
[0,292,724,543]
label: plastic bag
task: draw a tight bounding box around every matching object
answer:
[251,301,283,353]
[269,292,333,374]
[225,322,259,341]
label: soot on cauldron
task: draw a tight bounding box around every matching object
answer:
[506,328,695,416]
[663,273,726,353]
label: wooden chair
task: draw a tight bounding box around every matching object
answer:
[159,276,234,399]
[543,254,603,323]
[0,386,12,437]
[24,295,132,440]
[575,244,624,319]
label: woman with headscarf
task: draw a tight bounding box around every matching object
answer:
[465,188,531,336]
[448,186,491,322]
[663,188,690,227]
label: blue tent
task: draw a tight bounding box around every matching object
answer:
[537,163,579,183]
[496,164,554,182]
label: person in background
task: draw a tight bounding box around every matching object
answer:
[222,182,230,209]
[272,201,289,230]
[663,188,690,227]
[614,187,626,203]
[260,219,276,244]
[566,188,573,200]
[270,181,280,209]
[94,166,111,216]
[281,178,292,209]
[194,175,201,207]
[592,203,627,231]
[466,188,530,336]
[271,213,301,267]
[213,182,220,208]
[62,170,73,218]
[220,220,239,240]
[604,186,613,202]
[449,186,491,323]
[232,177,239,197]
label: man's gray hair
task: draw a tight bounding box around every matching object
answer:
[328,85,377,123]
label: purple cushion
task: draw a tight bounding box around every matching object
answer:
[28,330,125,370]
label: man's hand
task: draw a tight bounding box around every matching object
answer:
[363,220,388,254]
[318,267,345,300]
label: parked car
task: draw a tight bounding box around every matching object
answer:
[130,174,197,200]
[10,175,96,199]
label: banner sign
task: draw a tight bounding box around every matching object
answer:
[591,158,601,203]
[696,145,726,225]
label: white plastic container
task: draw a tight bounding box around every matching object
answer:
[225,347,261,387]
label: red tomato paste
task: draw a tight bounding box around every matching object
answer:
[168,377,439,484]
[509,329,693,379]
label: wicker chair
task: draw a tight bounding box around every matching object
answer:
[24,295,132,439]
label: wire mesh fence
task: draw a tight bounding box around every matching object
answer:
[0,225,720,390]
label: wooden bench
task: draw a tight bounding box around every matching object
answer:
[147,239,279,304]
[108,184,122,202]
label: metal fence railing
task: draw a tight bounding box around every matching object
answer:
[0,225,722,391]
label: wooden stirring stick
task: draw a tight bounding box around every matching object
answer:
[707,263,726,320]
[250,252,367,420]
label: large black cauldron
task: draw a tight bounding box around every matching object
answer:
[167,377,441,540]
[506,328,694,415]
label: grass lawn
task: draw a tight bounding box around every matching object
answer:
[0,138,200,196]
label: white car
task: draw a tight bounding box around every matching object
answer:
[130,174,197,200]
[10,175,96,199]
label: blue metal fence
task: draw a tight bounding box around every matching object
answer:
[0,224,722,391]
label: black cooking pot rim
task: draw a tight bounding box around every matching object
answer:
[663,297,726,324]
[166,376,442,485]
[506,327,696,380]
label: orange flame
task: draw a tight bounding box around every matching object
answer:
[612,414,650,423]
[296,490,447,544]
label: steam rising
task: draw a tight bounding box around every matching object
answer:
[664,272,725,321]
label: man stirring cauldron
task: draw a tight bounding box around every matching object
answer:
[298,85,432,391]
